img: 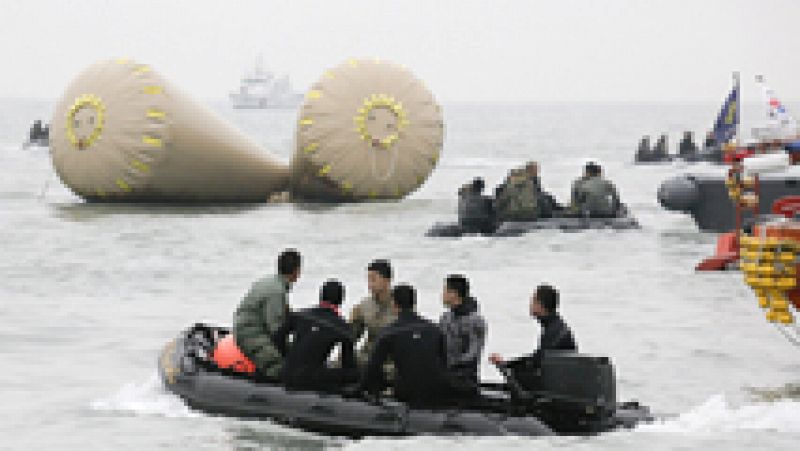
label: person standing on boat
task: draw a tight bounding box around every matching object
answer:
[569,162,621,218]
[439,274,486,392]
[349,260,396,367]
[273,279,358,391]
[233,249,301,380]
[360,285,456,406]
[489,284,577,374]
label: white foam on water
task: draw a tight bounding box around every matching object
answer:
[90,373,200,418]
[638,394,800,434]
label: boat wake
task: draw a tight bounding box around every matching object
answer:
[638,393,800,434]
[90,373,199,418]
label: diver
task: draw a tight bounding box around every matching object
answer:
[488,284,577,387]
[635,135,652,162]
[457,177,496,233]
[678,131,699,161]
[439,274,487,392]
[349,259,396,367]
[495,168,540,222]
[569,162,622,218]
[274,279,358,392]
[359,284,459,406]
[233,249,301,380]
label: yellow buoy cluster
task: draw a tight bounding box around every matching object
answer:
[740,235,797,324]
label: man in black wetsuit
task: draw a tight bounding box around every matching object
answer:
[274,279,358,392]
[489,284,577,374]
[458,177,495,233]
[359,284,457,406]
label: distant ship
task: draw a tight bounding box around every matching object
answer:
[229,58,302,109]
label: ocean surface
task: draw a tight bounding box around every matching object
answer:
[1,99,799,450]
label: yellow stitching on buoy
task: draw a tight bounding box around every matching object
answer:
[66,94,105,150]
[299,118,313,126]
[143,86,163,95]
[134,65,151,74]
[142,136,162,147]
[115,178,132,192]
[306,90,322,100]
[348,59,358,67]
[342,181,353,191]
[115,58,130,65]
[303,142,319,154]
[324,70,335,79]
[146,109,166,119]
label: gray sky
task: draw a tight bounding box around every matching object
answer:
[2,0,798,102]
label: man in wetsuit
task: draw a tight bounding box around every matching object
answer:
[457,177,495,233]
[359,284,456,406]
[274,279,358,392]
[233,249,301,379]
[489,284,577,374]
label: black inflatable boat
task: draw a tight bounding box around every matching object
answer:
[158,324,651,438]
[427,215,640,238]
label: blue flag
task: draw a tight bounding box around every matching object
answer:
[713,76,740,145]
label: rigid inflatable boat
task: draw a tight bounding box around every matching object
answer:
[158,324,651,438]
[427,215,640,238]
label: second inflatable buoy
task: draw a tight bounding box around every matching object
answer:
[291,59,444,201]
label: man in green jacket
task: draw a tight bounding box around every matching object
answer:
[234,249,302,379]
[570,162,621,218]
[349,259,396,366]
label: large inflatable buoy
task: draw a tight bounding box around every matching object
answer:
[291,59,444,201]
[50,59,290,202]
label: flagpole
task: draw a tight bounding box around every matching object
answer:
[734,71,740,147]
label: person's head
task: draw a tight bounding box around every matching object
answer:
[530,284,559,318]
[470,177,485,194]
[525,161,539,178]
[320,279,345,305]
[442,274,469,308]
[392,284,416,313]
[684,131,693,139]
[585,162,601,177]
[367,259,392,296]
[278,249,302,283]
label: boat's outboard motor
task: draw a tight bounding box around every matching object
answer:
[658,175,699,212]
[514,352,618,433]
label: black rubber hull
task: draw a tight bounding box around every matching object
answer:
[158,325,651,438]
[427,216,640,238]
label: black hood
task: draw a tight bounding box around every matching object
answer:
[454,296,478,317]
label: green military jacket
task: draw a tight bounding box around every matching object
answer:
[233,274,290,377]
[572,176,620,217]
[350,292,396,365]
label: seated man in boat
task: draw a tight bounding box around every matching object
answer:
[457,177,496,233]
[569,162,622,218]
[439,274,486,393]
[489,284,577,384]
[360,285,458,406]
[635,135,652,162]
[524,161,562,218]
[652,134,669,160]
[678,131,699,161]
[274,280,358,391]
[233,249,301,380]
[495,168,541,222]
[349,259,396,367]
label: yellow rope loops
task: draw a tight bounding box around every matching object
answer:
[303,142,319,154]
[146,109,166,120]
[66,94,105,150]
[353,93,409,149]
[143,86,163,95]
[740,236,797,324]
[131,160,151,173]
[142,136,163,147]
[115,178,132,192]
[318,164,332,176]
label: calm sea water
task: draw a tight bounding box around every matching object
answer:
[1,99,799,450]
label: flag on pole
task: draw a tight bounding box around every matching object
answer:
[756,74,798,138]
[712,73,740,146]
